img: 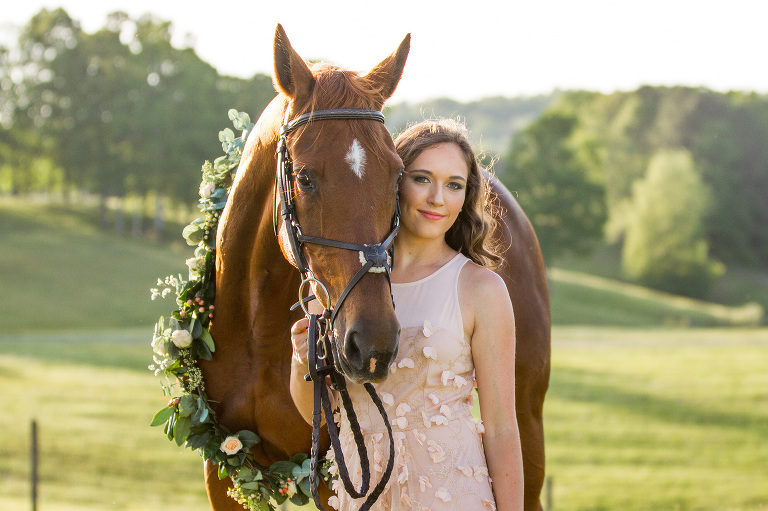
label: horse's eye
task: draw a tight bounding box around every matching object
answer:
[296,173,313,190]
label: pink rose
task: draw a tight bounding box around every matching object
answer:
[220,435,243,455]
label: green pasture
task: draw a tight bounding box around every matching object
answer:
[2,327,767,510]
[1,200,763,332]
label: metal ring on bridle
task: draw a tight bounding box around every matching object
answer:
[298,273,331,316]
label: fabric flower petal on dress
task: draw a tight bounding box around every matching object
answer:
[427,440,446,463]
[398,464,409,484]
[422,320,438,338]
[475,419,485,434]
[413,430,426,445]
[441,370,455,386]
[431,414,449,426]
[331,478,343,493]
[457,465,473,477]
[453,375,468,388]
[381,392,395,407]
[422,410,432,428]
[419,475,432,493]
[328,496,340,510]
[427,393,440,405]
[439,404,453,419]
[435,488,452,502]
[473,465,490,483]
[398,357,414,369]
[393,416,408,429]
[422,346,438,360]
[396,402,411,417]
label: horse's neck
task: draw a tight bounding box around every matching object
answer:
[212,113,300,360]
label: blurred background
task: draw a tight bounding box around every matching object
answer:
[1,1,766,510]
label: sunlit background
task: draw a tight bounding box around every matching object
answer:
[1,1,767,510]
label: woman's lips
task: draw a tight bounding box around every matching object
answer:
[419,210,446,221]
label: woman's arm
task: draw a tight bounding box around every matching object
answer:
[463,265,524,511]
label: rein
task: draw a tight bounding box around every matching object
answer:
[275,107,398,510]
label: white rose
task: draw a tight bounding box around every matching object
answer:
[171,329,193,348]
[152,336,168,357]
[220,435,243,455]
[200,182,216,198]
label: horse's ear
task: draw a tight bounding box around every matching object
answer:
[273,24,314,100]
[363,33,411,106]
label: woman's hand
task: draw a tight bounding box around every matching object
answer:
[290,316,310,366]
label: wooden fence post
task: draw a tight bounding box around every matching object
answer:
[31,419,38,511]
[545,475,553,511]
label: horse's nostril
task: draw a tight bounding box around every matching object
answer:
[344,329,364,371]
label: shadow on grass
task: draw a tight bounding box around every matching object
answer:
[550,366,768,433]
[0,329,153,372]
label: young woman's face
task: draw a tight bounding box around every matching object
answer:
[399,142,469,242]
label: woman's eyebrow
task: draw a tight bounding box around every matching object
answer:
[407,169,467,181]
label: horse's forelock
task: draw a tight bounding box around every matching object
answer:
[291,63,394,164]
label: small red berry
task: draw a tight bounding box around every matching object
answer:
[208,313,213,318]
[179,311,186,317]
[209,305,214,310]
[186,299,193,305]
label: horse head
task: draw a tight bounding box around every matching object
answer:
[273,25,409,383]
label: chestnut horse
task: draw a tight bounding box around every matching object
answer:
[202,25,550,511]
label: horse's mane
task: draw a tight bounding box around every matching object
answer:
[293,62,394,162]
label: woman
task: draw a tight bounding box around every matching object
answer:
[290,118,524,511]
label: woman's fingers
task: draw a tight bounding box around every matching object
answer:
[291,317,310,365]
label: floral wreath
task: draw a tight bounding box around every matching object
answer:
[149,109,334,511]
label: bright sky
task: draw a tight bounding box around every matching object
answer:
[3,0,767,103]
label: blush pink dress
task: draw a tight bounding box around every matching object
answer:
[328,253,497,511]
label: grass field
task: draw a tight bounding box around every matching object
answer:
[2,327,767,510]
[2,200,763,333]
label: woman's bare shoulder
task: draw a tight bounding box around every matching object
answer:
[459,261,509,303]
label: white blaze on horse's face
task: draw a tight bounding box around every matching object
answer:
[345,138,367,179]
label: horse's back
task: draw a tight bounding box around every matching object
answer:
[489,175,550,511]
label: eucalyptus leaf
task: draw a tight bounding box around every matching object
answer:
[178,394,195,417]
[199,327,215,353]
[150,406,174,427]
[269,461,297,474]
[174,416,192,446]
[290,491,309,506]
[219,128,235,144]
[239,481,261,491]
[237,429,260,448]
[191,318,203,339]
[299,478,312,498]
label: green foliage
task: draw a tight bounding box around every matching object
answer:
[552,87,768,269]
[0,8,276,211]
[504,111,607,263]
[621,149,724,297]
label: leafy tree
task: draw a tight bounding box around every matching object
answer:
[504,111,606,264]
[622,149,723,297]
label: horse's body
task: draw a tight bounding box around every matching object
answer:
[202,25,550,511]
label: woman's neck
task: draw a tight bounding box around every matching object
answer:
[392,234,458,283]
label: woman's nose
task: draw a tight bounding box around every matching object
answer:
[428,185,444,206]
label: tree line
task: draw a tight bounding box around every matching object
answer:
[0,8,277,233]
[503,87,768,296]
[2,9,766,297]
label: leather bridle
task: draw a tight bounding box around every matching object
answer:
[275,106,399,510]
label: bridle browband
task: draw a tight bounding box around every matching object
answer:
[275,106,399,511]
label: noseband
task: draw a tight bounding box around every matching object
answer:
[275,107,398,511]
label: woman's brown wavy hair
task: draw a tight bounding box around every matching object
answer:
[394,118,502,269]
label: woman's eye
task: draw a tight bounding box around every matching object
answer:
[447,182,465,191]
[413,175,430,184]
